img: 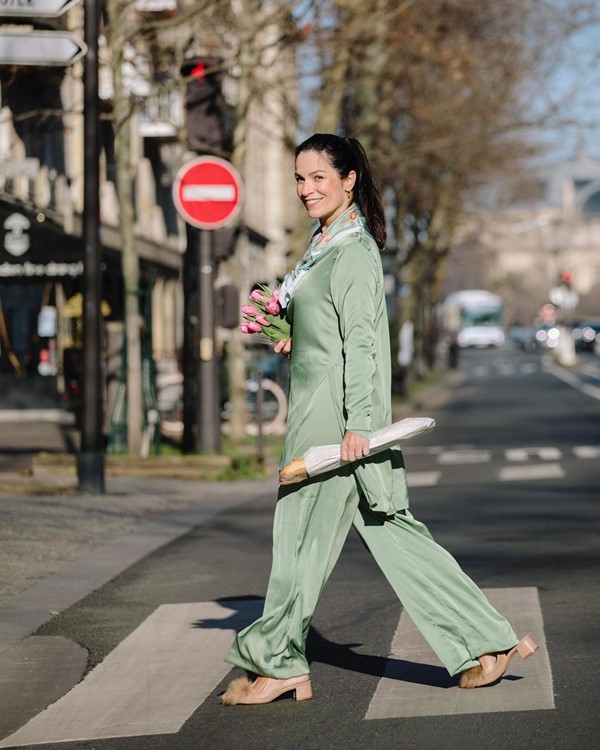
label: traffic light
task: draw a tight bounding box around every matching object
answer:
[180,58,233,154]
[560,271,573,289]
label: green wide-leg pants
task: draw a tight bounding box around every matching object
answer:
[225,472,518,678]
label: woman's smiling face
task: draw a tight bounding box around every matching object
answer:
[295,150,356,229]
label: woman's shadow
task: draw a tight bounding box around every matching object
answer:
[192,596,457,689]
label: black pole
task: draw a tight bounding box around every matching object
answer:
[197,230,220,453]
[255,370,264,465]
[181,225,198,453]
[78,0,105,492]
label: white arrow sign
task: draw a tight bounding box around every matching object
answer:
[0,0,81,17]
[0,31,87,66]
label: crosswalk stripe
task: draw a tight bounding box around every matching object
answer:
[573,445,600,459]
[437,450,491,465]
[505,447,562,462]
[406,471,440,487]
[365,587,554,719]
[519,363,538,374]
[497,364,516,375]
[0,600,263,748]
[498,463,565,481]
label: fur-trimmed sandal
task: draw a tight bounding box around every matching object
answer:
[220,674,312,705]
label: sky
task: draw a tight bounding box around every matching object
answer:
[293,1,600,164]
[536,12,600,161]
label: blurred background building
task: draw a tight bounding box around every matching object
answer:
[446,141,600,327]
[0,1,296,417]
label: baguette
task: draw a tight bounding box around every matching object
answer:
[278,457,308,485]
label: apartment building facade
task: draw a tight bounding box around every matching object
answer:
[0,0,297,414]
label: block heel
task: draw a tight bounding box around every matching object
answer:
[294,680,313,701]
[459,634,539,689]
[516,634,539,659]
[221,674,312,705]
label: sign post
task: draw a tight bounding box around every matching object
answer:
[77,0,104,493]
[172,157,243,453]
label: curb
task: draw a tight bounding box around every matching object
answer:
[0,370,464,496]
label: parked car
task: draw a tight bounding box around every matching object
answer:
[514,324,561,351]
[570,319,600,352]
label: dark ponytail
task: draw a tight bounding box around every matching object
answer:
[295,134,387,250]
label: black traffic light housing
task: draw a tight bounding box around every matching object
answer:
[180,58,233,154]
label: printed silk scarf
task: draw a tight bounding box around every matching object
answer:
[278,204,371,309]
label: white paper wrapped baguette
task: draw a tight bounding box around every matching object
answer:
[279,417,435,485]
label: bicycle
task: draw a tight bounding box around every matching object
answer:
[156,371,288,438]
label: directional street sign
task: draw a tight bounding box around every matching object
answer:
[0,31,87,66]
[0,0,81,18]
[172,156,244,230]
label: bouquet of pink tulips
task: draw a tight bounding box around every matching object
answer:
[240,285,291,343]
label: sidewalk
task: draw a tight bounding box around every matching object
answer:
[0,368,463,654]
[0,474,279,656]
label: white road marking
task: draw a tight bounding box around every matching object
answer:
[407,471,441,487]
[366,587,554,719]
[505,447,562,462]
[573,445,600,459]
[579,363,600,378]
[403,445,474,455]
[519,363,538,375]
[0,486,273,658]
[544,362,600,401]
[437,450,491,465]
[471,366,490,377]
[498,463,565,482]
[497,364,516,375]
[0,600,263,748]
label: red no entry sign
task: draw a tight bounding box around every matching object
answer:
[172,156,244,230]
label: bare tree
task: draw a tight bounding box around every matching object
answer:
[100,0,300,450]
[301,0,600,374]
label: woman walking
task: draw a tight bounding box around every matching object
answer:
[221,134,537,706]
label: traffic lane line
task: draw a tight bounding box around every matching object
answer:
[544,361,600,401]
[365,587,553,719]
[0,600,263,748]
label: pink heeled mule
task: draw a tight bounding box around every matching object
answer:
[459,634,539,688]
[221,674,312,705]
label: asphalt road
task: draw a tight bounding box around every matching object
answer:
[2,346,599,750]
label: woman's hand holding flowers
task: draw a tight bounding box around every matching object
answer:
[239,286,291,344]
[274,338,292,358]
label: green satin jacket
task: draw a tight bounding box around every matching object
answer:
[280,231,409,515]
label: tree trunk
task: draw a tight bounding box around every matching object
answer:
[108,0,143,455]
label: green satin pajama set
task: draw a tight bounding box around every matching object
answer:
[225,207,518,679]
